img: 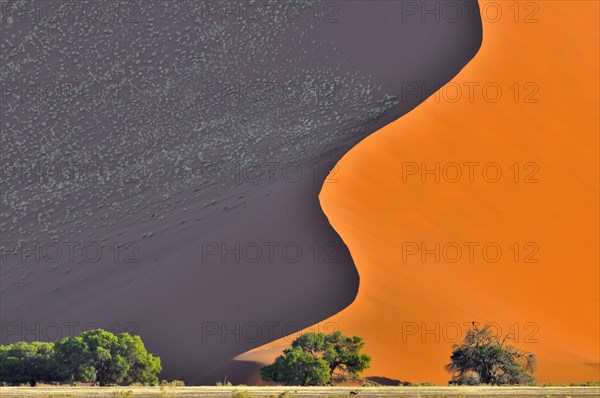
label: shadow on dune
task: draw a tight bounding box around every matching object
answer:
[0,1,482,383]
[365,377,404,386]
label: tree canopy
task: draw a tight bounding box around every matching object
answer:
[445,323,537,385]
[261,331,371,386]
[0,342,61,386]
[0,329,161,386]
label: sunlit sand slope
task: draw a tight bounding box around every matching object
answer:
[244,0,600,384]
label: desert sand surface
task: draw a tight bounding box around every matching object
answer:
[1,386,600,398]
[238,0,600,385]
[0,0,482,384]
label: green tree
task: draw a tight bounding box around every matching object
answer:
[261,331,371,385]
[445,323,537,385]
[55,329,121,385]
[320,331,371,379]
[53,334,94,382]
[260,346,331,386]
[116,333,161,385]
[55,329,161,386]
[0,342,62,386]
[1,329,161,386]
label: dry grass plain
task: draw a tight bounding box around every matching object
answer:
[1,386,600,398]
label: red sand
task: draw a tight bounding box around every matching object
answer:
[239,1,600,384]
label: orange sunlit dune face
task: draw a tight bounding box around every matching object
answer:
[241,0,600,384]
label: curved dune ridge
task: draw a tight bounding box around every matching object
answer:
[238,1,600,384]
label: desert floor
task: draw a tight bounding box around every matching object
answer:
[1,386,599,398]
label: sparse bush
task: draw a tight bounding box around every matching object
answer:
[113,391,134,398]
[216,376,233,386]
[160,379,185,387]
[232,390,252,398]
[570,381,600,386]
[446,323,536,385]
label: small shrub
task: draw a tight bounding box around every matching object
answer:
[232,390,252,398]
[113,391,134,398]
[160,379,185,387]
[571,381,600,386]
[278,391,291,398]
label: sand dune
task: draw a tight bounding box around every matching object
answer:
[0,1,482,384]
[241,0,600,385]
